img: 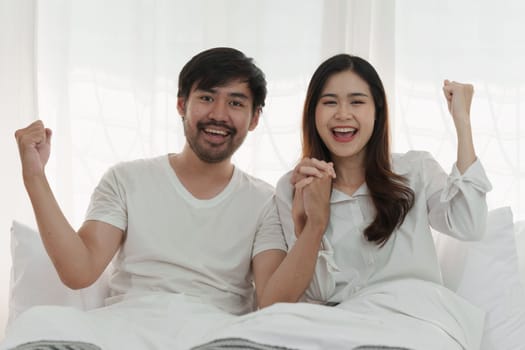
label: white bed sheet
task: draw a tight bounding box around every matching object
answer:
[0,279,482,350]
[197,279,482,350]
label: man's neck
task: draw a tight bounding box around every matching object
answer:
[169,147,234,200]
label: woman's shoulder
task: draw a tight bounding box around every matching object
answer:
[392,150,434,162]
[275,170,295,202]
[392,150,436,174]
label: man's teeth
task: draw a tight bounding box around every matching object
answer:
[205,128,228,136]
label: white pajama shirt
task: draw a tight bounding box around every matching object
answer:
[275,150,492,349]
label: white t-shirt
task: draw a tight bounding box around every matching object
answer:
[85,155,286,315]
[276,150,492,302]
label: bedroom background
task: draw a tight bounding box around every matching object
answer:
[1,0,524,339]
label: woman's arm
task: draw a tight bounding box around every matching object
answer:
[427,82,492,239]
[255,163,333,308]
[442,80,476,173]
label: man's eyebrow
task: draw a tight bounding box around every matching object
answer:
[195,88,249,100]
[195,87,217,93]
[229,92,249,100]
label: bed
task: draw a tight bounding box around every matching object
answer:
[2,207,525,350]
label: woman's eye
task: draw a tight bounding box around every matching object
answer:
[322,100,337,106]
[351,100,364,105]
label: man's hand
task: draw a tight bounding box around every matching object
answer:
[15,120,52,180]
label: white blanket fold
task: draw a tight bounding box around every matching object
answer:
[1,280,483,350]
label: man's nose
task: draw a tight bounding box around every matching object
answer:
[209,99,229,122]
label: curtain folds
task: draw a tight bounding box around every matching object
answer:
[0,0,37,337]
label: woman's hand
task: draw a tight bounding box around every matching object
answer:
[291,158,335,237]
[291,157,336,185]
[300,173,332,233]
[442,80,474,133]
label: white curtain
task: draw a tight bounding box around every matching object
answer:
[1,0,524,338]
[35,0,389,226]
[393,0,525,222]
[0,0,387,336]
[0,0,37,338]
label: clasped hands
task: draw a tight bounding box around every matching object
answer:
[290,158,335,237]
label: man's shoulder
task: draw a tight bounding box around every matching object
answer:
[235,168,275,196]
[100,155,168,186]
[109,154,167,173]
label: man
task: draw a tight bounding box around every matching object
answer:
[4,47,287,350]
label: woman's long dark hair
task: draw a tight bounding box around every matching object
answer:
[302,54,414,246]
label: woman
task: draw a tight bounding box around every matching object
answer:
[267,54,492,349]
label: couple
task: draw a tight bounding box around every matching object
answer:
[5,47,491,350]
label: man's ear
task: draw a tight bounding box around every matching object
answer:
[248,107,261,131]
[177,97,186,117]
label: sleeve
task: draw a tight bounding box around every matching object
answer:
[251,195,288,258]
[275,172,338,302]
[302,238,342,303]
[425,153,493,241]
[84,166,128,231]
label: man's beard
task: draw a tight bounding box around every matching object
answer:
[184,120,245,163]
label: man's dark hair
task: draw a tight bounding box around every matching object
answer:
[177,47,267,112]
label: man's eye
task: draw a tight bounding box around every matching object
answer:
[200,96,213,102]
[230,100,244,107]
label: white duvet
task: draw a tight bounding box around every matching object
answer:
[0,279,484,350]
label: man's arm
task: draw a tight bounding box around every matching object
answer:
[16,120,123,289]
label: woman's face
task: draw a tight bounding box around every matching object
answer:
[315,69,376,166]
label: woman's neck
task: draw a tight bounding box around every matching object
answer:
[332,157,366,196]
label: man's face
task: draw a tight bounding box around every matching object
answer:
[177,79,260,163]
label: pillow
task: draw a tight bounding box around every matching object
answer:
[8,221,111,329]
[434,207,525,350]
[516,220,525,290]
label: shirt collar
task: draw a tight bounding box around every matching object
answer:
[330,182,369,203]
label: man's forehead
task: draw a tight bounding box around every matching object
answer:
[192,79,251,95]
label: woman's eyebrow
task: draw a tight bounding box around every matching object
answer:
[320,92,369,98]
